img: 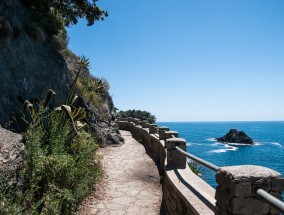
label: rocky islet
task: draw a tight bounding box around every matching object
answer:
[216,129,254,144]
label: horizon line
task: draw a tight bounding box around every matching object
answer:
[157,120,284,123]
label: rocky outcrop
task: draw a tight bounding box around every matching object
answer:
[216,129,254,144]
[0,126,24,191]
[0,0,71,126]
[64,52,124,147]
[75,96,123,147]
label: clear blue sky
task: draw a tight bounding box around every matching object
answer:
[67,0,284,122]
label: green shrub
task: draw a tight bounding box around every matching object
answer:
[0,174,22,215]
[2,92,102,214]
[19,103,102,214]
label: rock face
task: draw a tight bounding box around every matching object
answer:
[216,129,254,144]
[0,126,24,190]
[0,1,122,146]
[76,96,123,147]
[64,52,124,147]
[0,0,71,126]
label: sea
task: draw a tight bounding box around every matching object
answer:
[157,121,284,188]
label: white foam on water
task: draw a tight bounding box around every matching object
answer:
[227,146,238,151]
[253,142,261,146]
[206,138,217,142]
[211,149,227,153]
[261,142,282,147]
[211,142,222,146]
[270,142,282,147]
[227,142,253,146]
[186,143,192,146]
[189,143,203,146]
[224,144,238,151]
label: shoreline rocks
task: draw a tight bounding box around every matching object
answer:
[216,129,254,144]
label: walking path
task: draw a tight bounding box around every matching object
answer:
[77,130,162,215]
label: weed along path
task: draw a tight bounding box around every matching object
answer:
[77,130,162,215]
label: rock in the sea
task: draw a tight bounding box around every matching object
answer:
[216,129,254,144]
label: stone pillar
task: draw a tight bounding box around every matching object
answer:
[165,131,179,139]
[133,118,140,125]
[215,165,284,215]
[141,120,149,128]
[165,138,186,168]
[128,117,134,123]
[159,126,170,140]
[149,124,158,134]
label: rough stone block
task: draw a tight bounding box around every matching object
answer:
[215,186,231,210]
[128,117,134,123]
[221,165,281,181]
[141,120,148,128]
[269,191,283,201]
[230,181,251,198]
[159,126,170,140]
[231,197,269,214]
[216,165,283,215]
[149,124,157,134]
[216,170,231,187]
[165,138,186,150]
[165,131,179,139]
[269,200,283,215]
[271,177,284,191]
[133,118,141,125]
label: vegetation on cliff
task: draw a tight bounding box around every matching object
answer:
[0,1,120,214]
[1,76,102,215]
[117,109,157,124]
[21,0,107,36]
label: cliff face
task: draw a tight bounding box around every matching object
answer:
[0,0,71,126]
[64,52,123,147]
[0,0,122,146]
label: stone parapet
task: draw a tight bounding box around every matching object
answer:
[159,126,170,140]
[166,138,186,168]
[117,121,284,215]
[215,165,284,215]
[141,120,149,128]
[118,121,215,214]
[149,124,158,134]
[165,131,179,139]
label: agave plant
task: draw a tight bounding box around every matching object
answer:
[14,56,90,134]
[22,89,56,126]
[94,78,105,93]
[66,55,90,105]
[54,95,87,136]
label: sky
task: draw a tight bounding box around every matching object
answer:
[67,0,284,122]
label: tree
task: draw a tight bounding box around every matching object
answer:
[117,109,157,124]
[21,0,108,35]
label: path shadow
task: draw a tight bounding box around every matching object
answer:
[173,168,215,211]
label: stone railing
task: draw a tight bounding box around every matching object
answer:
[117,118,284,215]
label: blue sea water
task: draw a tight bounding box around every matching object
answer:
[158,121,284,188]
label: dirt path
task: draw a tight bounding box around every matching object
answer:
[77,130,162,215]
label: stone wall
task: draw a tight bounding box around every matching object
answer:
[118,120,215,215]
[118,119,284,215]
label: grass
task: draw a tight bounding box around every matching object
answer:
[188,161,201,176]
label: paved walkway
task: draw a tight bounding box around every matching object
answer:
[78,130,162,215]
